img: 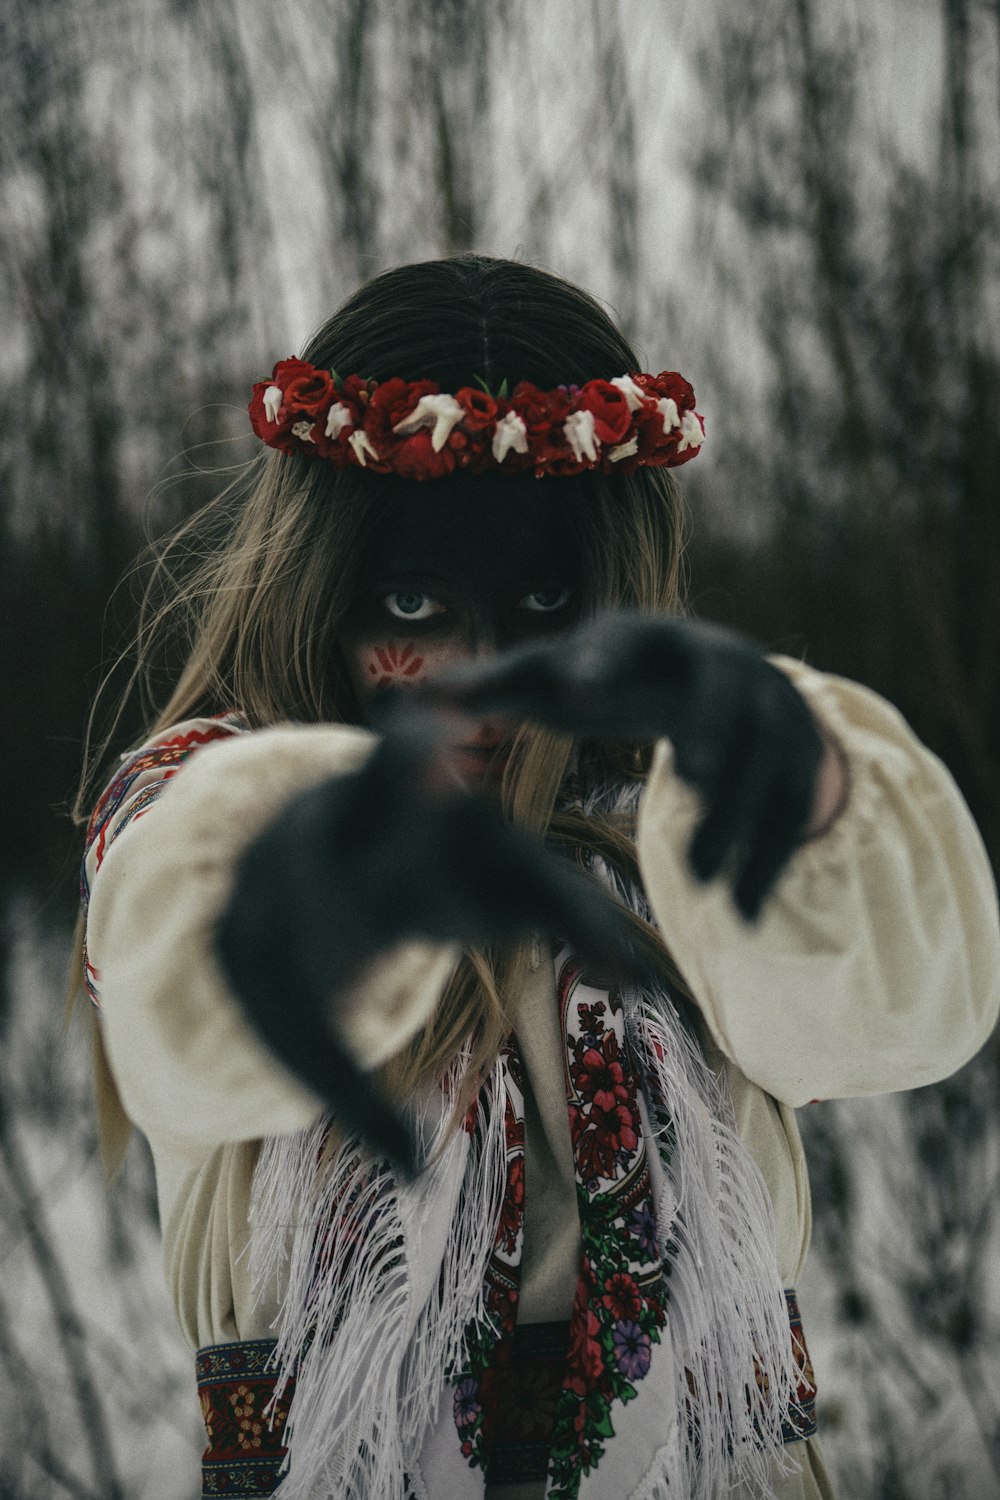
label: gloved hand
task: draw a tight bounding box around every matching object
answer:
[418,610,826,922]
[214,708,651,1177]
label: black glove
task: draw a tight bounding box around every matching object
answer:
[214,709,651,1177]
[417,610,825,922]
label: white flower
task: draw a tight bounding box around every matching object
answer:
[349,430,380,467]
[677,411,704,452]
[393,393,465,453]
[657,397,680,433]
[292,421,316,443]
[608,435,639,463]
[325,402,353,440]
[492,411,528,463]
[263,385,283,424]
[563,409,599,463]
[610,375,646,411]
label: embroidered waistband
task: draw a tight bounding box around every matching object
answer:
[486,1319,570,1486]
[195,1291,816,1497]
[196,1338,295,1499]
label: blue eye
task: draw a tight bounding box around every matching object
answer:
[384,591,443,621]
[521,586,572,613]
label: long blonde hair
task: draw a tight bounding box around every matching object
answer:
[72,254,692,1173]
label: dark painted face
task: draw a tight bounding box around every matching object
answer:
[340,479,582,783]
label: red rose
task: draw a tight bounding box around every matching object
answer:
[628,403,681,466]
[257,356,317,418]
[364,378,439,446]
[633,370,696,412]
[282,367,336,418]
[354,377,438,472]
[454,387,498,431]
[508,380,577,474]
[249,363,313,443]
[509,380,570,439]
[389,428,458,481]
[611,371,694,468]
[632,409,705,470]
[248,382,298,452]
[575,380,632,444]
[307,373,369,460]
[249,360,339,456]
[451,388,500,471]
[663,410,705,468]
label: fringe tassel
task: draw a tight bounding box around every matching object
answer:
[245,762,805,1499]
[630,1005,796,1500]
[396,1051,510,1465]
[582,771,799,1500]
[247,1050,509,1499]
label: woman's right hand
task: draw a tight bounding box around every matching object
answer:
[213,705,642,1174]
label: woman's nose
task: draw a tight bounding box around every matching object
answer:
[437,624,509,747]
[451,614,501,664]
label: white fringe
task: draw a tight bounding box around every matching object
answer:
[248,1050,508,1500]
[244,764,808,1499]
[579,772,802,1500]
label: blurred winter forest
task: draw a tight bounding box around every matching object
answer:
[1,1,998,1497]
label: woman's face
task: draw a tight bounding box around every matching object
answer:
[339,480,581,783]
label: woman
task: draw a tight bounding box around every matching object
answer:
[76,254,1000,1500]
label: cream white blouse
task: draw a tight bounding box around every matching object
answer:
[83,661,1000,1500]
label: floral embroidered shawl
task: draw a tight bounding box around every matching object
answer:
[247,773,809,1500]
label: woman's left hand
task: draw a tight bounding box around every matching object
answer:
[418,611,835,921]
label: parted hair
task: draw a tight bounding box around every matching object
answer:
[74,254,691,1175]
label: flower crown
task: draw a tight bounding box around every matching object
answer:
[249,358,705,481]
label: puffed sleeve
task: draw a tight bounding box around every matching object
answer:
[636,660,1000,1105]
[83,719,458,1155]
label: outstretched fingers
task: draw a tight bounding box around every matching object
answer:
[731,724,821,920]
[499,831,658,987]
[686,671,823,920]
[417,639,565,724]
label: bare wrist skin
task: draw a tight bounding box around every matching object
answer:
[804,724,850,840]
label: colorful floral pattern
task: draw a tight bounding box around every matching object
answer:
[196,1338,294,1498]
[545,964,667,1497]
[449,964,667,1499]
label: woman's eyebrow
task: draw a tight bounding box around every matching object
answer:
[362,537,576,589]
[364,566,451,590]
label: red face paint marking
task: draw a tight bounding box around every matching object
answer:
[365,641,427,688]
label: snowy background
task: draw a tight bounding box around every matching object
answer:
[2,2,999,1496]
